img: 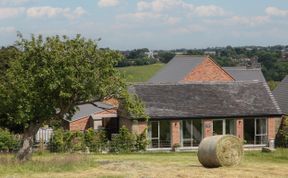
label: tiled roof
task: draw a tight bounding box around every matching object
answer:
[223,67,266,82]
[130,81,282,119]
[273,75,288,114]
[148,55,205,83]
[70,102,114,121]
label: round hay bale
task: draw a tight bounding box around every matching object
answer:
[197,135,243,168]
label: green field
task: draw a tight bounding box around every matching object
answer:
[118,63,164,83]
[1,149,288,178]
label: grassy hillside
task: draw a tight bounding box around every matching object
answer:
[118,63,164,83]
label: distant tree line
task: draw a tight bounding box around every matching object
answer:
[117,48,176,67]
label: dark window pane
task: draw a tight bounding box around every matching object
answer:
[244,119,255,144]
[159,121,171,148]
[213,120,223,135]
[183,120,192,139]
[192,120,202,146]
[151,122,158,138]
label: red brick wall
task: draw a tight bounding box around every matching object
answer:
[171,120,180,146]
[181,57,234,82]
[68,109,117,132]
[69,116,93,131]
[236,118,244,139]
[136,121,148,134]
[203,119,213,137]
[268,117,276,140]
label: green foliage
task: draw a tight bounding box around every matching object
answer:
[50,128,107,153]
[49,129,65,152]
[50,127,149,153]
[0,34,145,140]
[49,129,86,152]
[120,91,148,120]
[214,56,237,66]
[157,51,175,63]
[71,131,85,151]
[0,46,19,78]
[84,128,108,152]
[0,128,20,152]
[127,48,149,59]
[268,81,279,90]
[276,117,288,148]
[110,126,136,153]
[109,126,149,153]
[135,129,149,151]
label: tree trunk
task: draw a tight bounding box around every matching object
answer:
[16,123,40,161]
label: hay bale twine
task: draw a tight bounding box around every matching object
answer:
[197,135,243,168]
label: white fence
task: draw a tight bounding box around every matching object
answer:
[35,127,53,143]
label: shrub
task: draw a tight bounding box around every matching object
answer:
[49,129,86,152]
[71,131,85,152]
[49,127,149,153]
[49,129,65,152]
[84,128,108,152]
[110,126,136,153]
[63,130,73,152]
[276,116,288,148]
[0,128,20,152]
[135,129,149,151]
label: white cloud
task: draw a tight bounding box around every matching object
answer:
[231,16,270,26]
[0,26,16,33]
[117,12,180,25]
[73,7,86,17]
[265,6,288,17]
[194,5,225,17]
[26,6,86,20]
[0,7,25,19]
[137,0,186,12]
[98,0,119,7]
[137,0,224,17]
[117,12,162,21]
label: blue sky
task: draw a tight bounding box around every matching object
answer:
[0,0,288,50]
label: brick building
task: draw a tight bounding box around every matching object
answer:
[119,55,283,150]
[63,102,118,138]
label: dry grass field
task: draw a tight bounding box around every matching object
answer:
[0,149,288,178]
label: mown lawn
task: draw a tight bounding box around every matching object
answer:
[118,63,164,83]
[0,149,288,178]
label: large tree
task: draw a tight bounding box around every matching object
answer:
[0,34,145,161]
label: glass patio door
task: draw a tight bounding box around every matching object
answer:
[244,118,268,145]
[149,121,171,148]
[181,120,202,147]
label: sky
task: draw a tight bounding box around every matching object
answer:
[0,0,288,50]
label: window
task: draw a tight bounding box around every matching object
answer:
[255,118,267,145]
[213,120,224,135]
[244,118,268,145]
[181,120,202,147]
[213,119,236,136]
[226,119,236,135]
[148,121,171,148]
